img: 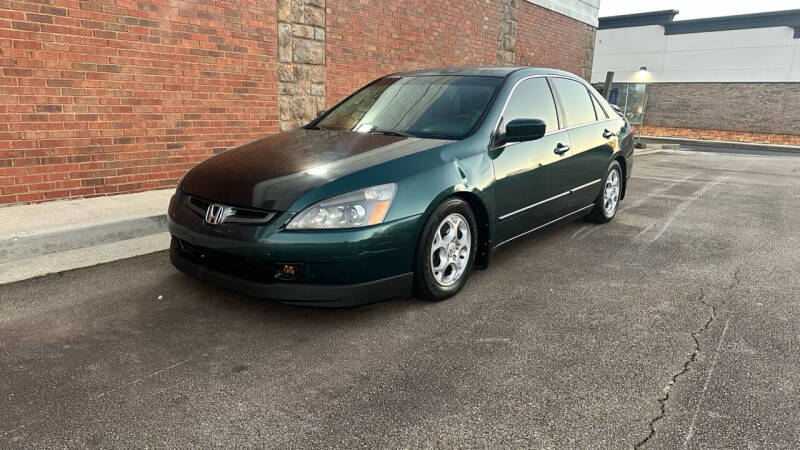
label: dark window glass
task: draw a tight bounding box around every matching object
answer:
[316,76,502,139]
[591,93,608,119]
[500,77,559,133]
[552,78,597,127]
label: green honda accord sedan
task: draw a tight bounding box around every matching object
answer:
[168,67,634,306]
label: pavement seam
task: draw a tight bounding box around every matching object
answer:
[634,291,716,449]
[89,358,192,400]
[650,176,727,242]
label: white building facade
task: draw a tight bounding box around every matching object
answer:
[591,10,800,144]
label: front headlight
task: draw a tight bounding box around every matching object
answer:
[286,183,397,230]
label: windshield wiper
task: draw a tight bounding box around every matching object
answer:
[368,129,417,138]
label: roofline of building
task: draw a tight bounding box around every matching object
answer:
[598,10,679,30]
[598,9,800,36]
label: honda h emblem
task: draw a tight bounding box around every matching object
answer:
[205,203,225,225]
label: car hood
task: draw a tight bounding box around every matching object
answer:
[179,128,452,211]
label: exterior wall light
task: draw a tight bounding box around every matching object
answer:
[634,66,651,82]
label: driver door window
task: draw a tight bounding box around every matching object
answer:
[501,77,559,135]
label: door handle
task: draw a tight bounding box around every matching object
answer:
[554,143,570,155]
[602,129,617,139]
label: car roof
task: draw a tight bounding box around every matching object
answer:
[389,66,577,78]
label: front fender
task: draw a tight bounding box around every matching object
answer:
[414,151,495,269]
[281,138,497,265]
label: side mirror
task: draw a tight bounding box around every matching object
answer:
[503,118,547,144]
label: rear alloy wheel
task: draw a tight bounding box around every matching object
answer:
[414,198,478,301]
[587,160,622,223]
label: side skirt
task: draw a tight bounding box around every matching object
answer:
[493,204,595,249]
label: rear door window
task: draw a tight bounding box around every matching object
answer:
[551,78,597,127]
[591,94,608,120]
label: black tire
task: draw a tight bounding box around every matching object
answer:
[586,160,622,224]
[413,198,478,301]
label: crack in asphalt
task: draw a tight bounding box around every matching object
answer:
[635,265,742,448]
[682,316,733,449]
[635,292,716,449]
[726,266,743,291]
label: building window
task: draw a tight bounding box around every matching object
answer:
[607,83,648,125]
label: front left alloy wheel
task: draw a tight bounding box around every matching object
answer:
[414,198,478,301]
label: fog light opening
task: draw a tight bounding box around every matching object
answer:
[276,263,304,280]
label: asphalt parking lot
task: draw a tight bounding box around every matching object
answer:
[2,148,799,448]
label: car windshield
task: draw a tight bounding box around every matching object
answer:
[314,75,502,139]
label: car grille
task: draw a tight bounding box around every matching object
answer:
[184,194,277,225]
[173,238,281,283]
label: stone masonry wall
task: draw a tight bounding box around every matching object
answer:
[579,24,595,81]
[277,0,326,131]
[1,0,596,205]
[496,0,519,65]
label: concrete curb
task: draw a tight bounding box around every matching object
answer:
[635,142,680,150]
[0,232,170,285]
[0,189,173,284]
[639,136,800,153]
[634,148,666,156]
[1,214,167,261]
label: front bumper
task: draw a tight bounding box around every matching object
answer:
[170,239,412,307]
[167,192,422,306]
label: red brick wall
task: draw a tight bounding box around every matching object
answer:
[2,0,597,206]
[515,2,594,79]
[325,1,596,107]
[640,126,800,146]
[0,0,277,204]
[324,0,502,107]
[642,82,800,137]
